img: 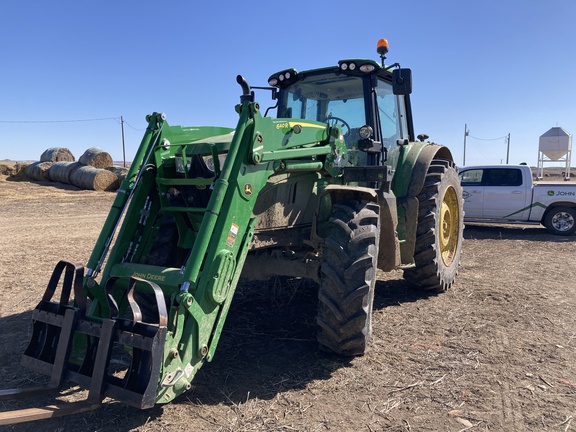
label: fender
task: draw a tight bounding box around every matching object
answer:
[390,142,455,266]
[312,184,378,242]
[313,184,402,273]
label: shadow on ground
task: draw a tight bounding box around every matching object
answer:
[464,222,575,242]
[0,274,434,431]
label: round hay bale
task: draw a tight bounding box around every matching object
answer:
[40,147,75,162]
[105,166,129,184]
[79,147,113,168]
[49,161,82,184]
[10,163,30,180]
[70,166,118,191]
[0,163,15,176]
[24,161,53,181]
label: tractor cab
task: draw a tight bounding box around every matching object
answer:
[268,41,414,169]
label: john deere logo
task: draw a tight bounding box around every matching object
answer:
[547,190,576,197]
[244,183,253,196]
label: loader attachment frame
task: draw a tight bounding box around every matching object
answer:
[6,81,348,421]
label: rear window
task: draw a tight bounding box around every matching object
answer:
[459,168,522,187]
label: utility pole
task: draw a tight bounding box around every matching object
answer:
[505,133,510,164]
[121,116,126,167]
[463,124,469,166]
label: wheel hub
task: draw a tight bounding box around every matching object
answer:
[439,185,460,266]
[552,211,575,232]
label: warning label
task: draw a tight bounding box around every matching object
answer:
[226,223,239,247]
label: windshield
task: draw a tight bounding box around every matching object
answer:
[278,73,365,129]
[276,71,409,167]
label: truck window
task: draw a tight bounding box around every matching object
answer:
[459,169,483,186]
[484,169,522,187]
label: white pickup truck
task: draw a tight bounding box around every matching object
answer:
[458,164,576,235]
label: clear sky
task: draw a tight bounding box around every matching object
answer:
[1,0,575,168]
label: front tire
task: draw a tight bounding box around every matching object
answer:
[544,206,576,235]
[403,160,464,291]
[317,199,380,356]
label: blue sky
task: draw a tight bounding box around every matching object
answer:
[1,0,575,168]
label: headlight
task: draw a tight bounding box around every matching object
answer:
[360,64,376,73]
[359,125,373,139]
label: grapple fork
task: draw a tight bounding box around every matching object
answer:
[1,262,168,425]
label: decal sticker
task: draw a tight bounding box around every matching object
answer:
[132,272,166,282]
[548,190,575,197]
[226,223,239,247]
[244,183,253,196]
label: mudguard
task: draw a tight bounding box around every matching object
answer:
[391,142,455,266]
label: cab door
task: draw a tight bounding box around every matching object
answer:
[481,168,529,219]
[459,168,484,217]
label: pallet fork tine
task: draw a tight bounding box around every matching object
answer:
[0,398,102,426]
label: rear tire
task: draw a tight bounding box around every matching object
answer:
[544,206,576,236]
[403,160,463,291]
[317,199,380,356]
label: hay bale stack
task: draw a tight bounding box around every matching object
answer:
[79,147,113,168]
[70,166,118,191]
[24,161,53,181]
[40,147,75,162]
[49,161,82,184]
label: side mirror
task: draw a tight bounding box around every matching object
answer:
[392,68,412,95]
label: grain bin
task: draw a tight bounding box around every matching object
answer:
[537,127,572,180]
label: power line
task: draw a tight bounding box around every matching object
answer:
[0,116,146,131]
[468,134,508,141]
[121,119,146,131]
[0,117,120,124]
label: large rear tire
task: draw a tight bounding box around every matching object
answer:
[403,160,463,291]
[317,199,380,356]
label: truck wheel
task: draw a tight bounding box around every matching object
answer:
[404,160,463,291]
[317,199,380,356]
[544,206,576,235]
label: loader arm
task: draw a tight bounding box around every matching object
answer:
[18,87,347,409]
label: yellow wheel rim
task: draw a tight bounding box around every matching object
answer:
[439,185,460,266]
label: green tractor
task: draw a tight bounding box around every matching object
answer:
[2,39,463,422]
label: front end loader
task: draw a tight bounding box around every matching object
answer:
[0,39,463,425]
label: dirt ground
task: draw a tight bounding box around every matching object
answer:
[1,177,575,432]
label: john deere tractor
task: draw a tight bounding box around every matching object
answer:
[1,39,463,423]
